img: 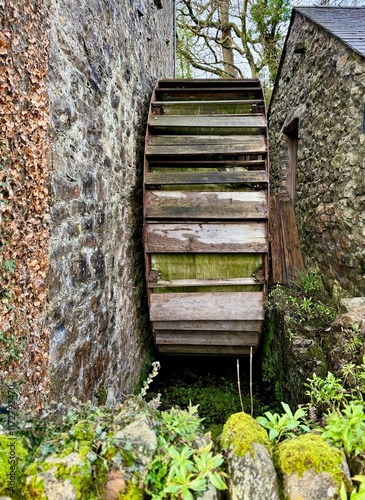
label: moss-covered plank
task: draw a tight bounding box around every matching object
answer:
[151,253,263,292]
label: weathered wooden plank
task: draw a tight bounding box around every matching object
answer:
[155,89,263,102]
[145,191,268,220]
[269,195,285,284]
[150,292,264,321]
[146,135,267,157]
[157,79,261,88]
[149,160,266,170]
[279,195,305,282]
[148,277,264,288]
[157,345,253,355]
[155,331,258,346]
[148,135,266,146]
[152,100,264,116]
[145,170,267,187]
[150,115,266,128]
[153,320,262,331]
[149,115,266,135]
[146,222,268,253]
[270,194,305,284]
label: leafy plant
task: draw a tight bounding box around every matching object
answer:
[145,404,227,499]
[305,358,365,417]
[340,475,365,500]
[344,331,363,356]
[2,259,16,274]
[321,402,365,456]
[256,402,310,444]
[267,269,336,326]
[0,330,25,366]
[292,269,324,297]
[305,372,347,415]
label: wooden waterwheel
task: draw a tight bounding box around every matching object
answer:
[143,79,269,355]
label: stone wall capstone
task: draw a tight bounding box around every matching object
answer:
[47,0,174,402]
[269,12,365,296]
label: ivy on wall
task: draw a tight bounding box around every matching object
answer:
[0,0,50,409]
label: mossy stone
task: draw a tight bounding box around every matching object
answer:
[118,481,144,499]
[275,434,346,487]
[221,412,271,458]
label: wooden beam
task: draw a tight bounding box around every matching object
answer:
[148,277,264,288]
[156,345,254,354]
[157,79,261,88]
[155,331,259,346]
[145,191,268,220]
[155,88,263,102]
[150,292,264,321]
[149,115,266,135]
[269,195,284,284]
[148,160,266,169]
[152,100,264,116]
[279,195,304,282]
[146,222,268,253]
[146,135,267,157]
[145,171,267,187]
[153,320,262,331]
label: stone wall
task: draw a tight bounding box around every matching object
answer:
[269,11,365,296]
[47,0,174,402]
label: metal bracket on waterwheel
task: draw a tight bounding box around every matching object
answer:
[143,79,269,355]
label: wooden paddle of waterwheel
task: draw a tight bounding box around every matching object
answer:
[143,79,269,355]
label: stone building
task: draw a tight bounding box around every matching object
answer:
[269,7,365,297]
[1,0,174,406]
[47,0,174,403]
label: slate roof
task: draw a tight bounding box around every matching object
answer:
[295,7,365,58]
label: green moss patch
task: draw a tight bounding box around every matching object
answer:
[152,253,262,292]
[275,434,345,486]
[221,412,271,457]
[0,434,29,494]
[118,481,144,499]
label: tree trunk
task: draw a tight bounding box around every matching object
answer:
[219,0,239,78]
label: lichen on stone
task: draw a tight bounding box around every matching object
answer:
[221,412,271,458]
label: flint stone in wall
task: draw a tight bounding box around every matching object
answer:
[226,443,280,500]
